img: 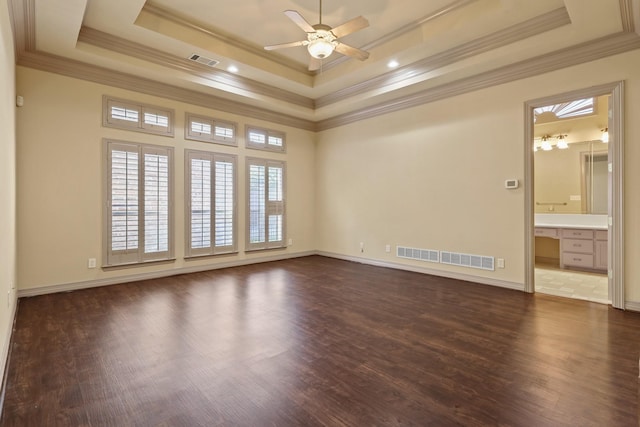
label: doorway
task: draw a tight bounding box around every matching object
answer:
[524,82,624,309]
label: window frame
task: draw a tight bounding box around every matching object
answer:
[103,139,175,267]
[245,125,286,153]
[184,149,238,258]
[103,95,174,137]
[185,113,237,146]
[245,157,286,251]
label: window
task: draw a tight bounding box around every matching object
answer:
[185,113,237,146]
[246,126,286,152]
[534,97,595,123]
[104,140,174,266]
[246,158,285,251]
[103,96,174,137]
[185,150,237,257]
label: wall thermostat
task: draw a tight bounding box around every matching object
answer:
[505,179,519,189]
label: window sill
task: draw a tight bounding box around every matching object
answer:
[244,246,287,253]
[184,251,239,260]
[102,258,176,271]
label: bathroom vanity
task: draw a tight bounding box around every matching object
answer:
[534,214,608,272]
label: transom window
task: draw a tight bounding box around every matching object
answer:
[185,113,237,146]
[246,126,286,152]
[103,96,174,137]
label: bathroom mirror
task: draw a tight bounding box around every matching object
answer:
[533,95,609,215]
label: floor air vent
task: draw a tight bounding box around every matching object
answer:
[188,54,219,67]
[440,251,494,271]
[397,246,439,263]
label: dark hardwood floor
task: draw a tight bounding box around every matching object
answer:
[2,255,639,426]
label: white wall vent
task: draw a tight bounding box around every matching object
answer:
[188,54,219,68]
[440,251,494,271]
[397,246,439,263]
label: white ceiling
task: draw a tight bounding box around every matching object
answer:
[11,0,640,129]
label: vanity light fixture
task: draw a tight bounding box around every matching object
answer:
[556,134,569,149]
[601,127,609,143]
[541,135,553,151]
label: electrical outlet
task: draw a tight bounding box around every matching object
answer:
[288,238,293,246]
[385,244,391,253]
[359,242,364,253]
[497,258,505,269]
[6,291,10,308]
[88,258,97,269]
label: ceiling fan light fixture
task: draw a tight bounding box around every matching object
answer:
[307,29,336,59]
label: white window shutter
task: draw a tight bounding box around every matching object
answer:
[246,158,285,251]
[185,150,237,257]
[105,140,173,266]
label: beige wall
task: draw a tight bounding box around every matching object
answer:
[12,45,640,305]
[316,49,640,302]
[16,67,316,291]
[0,0,17,376]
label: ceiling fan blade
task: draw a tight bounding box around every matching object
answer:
[334,42,370,61]
[308,56,322,71]
[264,40,306,51]
[330,16,369,38]
[284,10,316,33]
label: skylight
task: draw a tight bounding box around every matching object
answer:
[534,97,594,123]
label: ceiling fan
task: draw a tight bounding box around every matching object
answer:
[264,0,370,71]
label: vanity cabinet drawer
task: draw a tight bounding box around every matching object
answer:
[595,230,608,241]
[562,253,594,268]
[561,229,594,239]
[562,238,593,254]
[535,228,558,238]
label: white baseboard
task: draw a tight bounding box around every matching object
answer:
[625,300,640,312]
[317,251,525,292]
[17,251,316,298]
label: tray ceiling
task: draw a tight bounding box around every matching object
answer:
[9,0,640,130]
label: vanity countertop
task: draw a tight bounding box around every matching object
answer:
[534,214,608,230]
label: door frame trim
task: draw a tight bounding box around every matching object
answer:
[523,81,625,309]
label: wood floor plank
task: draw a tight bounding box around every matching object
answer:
[2,255,639,426]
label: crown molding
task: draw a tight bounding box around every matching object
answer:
[8,0,640,133]
[7,0,35,54]
[77,26,315,110]
[16,50,317,131]
[143,0,482,77]
[316,32,640,131]
[140,3,311,75]
[319,0,481,71]
[316,7,571,108]
[620,0,635,32]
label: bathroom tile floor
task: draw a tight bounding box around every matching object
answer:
[535,264,609,304]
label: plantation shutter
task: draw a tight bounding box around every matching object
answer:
[246,158,285,251]
[248,163,266,246]
[142,147,171,260]
[214,158,235,251]
[190,156,212,253]
[185,150,236,257]
[105,140,173,266]
[108,143,140,265]
[267,162,284,245]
